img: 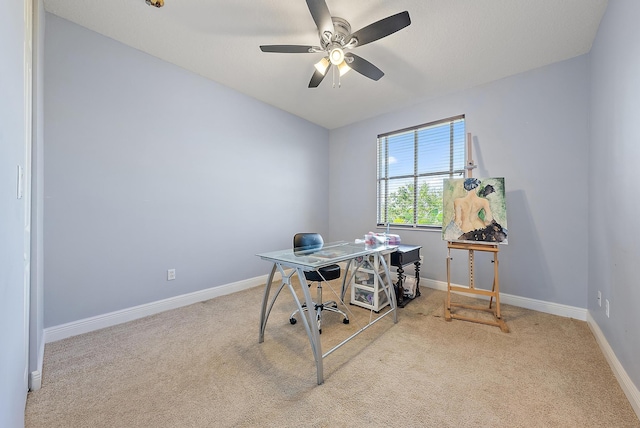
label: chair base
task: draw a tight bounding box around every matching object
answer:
[290,301,349,334]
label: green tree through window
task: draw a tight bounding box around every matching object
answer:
[377,115,465,228]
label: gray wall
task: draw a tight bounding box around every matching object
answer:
[588,0,640,389]
[0,0,30,426]
[44,14,329,327]
[329,55,590,308]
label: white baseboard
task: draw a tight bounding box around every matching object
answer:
[28,337,45,391]
[44,275,268,343]
[45,274,589,344]
[29,370,42,391]
[587,312,640,420]
[422,278,588,321]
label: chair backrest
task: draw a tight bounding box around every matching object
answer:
[293,233,324,252]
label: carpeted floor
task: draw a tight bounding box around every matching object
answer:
[25,282,640,427]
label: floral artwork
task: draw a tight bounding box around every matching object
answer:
[442,177,508,244]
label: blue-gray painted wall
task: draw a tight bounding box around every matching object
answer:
[329,55,589,309]
[43,14,329,327]
[588,0,640,392]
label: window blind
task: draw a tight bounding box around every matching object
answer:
[377,115,466,228]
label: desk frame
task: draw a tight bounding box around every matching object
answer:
[258,244,398,385]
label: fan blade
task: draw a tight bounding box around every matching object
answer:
[306,0,334,40]
[308,67,329,88]
[260,45,315,53]
[345,53,384,81]
[350,11,411,47]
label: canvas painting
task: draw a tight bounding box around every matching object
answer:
[442,177,508,244]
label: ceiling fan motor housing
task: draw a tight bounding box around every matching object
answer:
[321,17,353,48]
[323,17,356,65]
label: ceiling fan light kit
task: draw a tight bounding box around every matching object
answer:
[329,45,344,65]
[259,0,411,88]
[314,57,331,75]
[337,61,350,76]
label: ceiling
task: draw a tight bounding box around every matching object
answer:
[43,0,608,130]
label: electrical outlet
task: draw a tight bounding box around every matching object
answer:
[167,269,176,281]
[597,291,602,307]
[605,299,610,318]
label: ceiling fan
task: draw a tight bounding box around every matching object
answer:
[260,0,411,88]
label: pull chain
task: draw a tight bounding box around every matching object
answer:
[331,66,341,88]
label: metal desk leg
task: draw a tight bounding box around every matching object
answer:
[375,255,398,324]
[259,263,324,385]
[339,258,364,303]
[339,259,353,302]
[293,267,323,385]
[259,264,278,343]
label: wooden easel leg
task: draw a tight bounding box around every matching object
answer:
[489,256,496,309]
[468,250,474,289]
[493,251,501,320]
[445,248,452,321]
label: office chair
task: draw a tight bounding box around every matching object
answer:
[290,233,349,334]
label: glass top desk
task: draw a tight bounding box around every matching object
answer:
[257,241,398,385]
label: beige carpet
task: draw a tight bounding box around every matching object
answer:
[26,282,639,427]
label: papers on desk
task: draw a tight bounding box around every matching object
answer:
[292,256,322,264]
[311,249,347,259]
[294,250,347,264]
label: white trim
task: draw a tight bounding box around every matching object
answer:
[28,336,45,391]
[44,275,269,343]
[46,274,590,344]
[28,370,41,391]
[422,278,588,321]
[587,312,640,420]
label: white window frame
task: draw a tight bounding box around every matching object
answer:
[377,115,466,229]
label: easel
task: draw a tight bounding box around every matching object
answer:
[444,133,509,332]
[445,241,508,332]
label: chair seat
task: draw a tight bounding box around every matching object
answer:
[305,264,340,283]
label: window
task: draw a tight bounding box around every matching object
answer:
[377,115,465,228]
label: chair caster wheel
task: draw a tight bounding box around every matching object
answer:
[343,319,350,324]
[289,318,297,325]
